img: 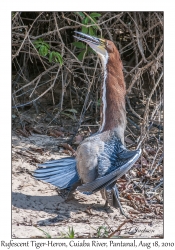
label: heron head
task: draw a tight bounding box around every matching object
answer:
[74,31,115,63]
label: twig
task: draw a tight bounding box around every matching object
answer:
[108,220,133,238]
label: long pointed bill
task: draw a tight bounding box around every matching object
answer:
[74,31,106,56]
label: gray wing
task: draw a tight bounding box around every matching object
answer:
[77,149,141,194]
[77,134,141,194]
[76,137,104,183]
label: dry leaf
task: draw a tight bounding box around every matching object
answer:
[48,131,57,137]
[54,130,64,137]
[125,137,135,144]
[60,143,75,154]
[16,129,29,138]
[62,150,72,155]
[32,127,42,134]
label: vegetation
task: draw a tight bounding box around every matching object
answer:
[36,225,111,238]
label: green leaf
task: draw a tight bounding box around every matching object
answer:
[82,19,89,33]
[82,26,88,34]
[39,45,48,56]
[33,39,50,50]
[82,19,86,25]
[39,45,44,55]
[42,42,50,49]
[93,25,98,30]
[36,227,51,238]
[77,50,86,61]
[67,227,75,238]
[89,17,99,29]
[49,51,53,62]
[72,42,86,49]
[49,51,63,65]
[61,112,75,120]
[91,17,97,27]
[34,43,41,49]
[34,38,43,44]
[97,99,101,106]
[90,17,98,30]
[92,25,98,30]
[90,17,97,23]
[90,13,101,18]
[96,226,109,238]
[33,41,41,46]
[77,12,85,18]
[84,16,89,24]
[64,109,77,113]
[54,52,63,65]
[88,47,96,54]
[89,27,94,36]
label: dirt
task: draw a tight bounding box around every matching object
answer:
[12,131,163,239]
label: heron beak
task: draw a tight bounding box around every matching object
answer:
[74,31,106,56]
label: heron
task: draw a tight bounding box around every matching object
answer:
[33,31,141,216]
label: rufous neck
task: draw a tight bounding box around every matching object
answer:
[98,50,126,143]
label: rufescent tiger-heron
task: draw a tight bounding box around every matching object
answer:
[34,31,141,216]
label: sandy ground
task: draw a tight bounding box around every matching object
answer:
[12,132,163,238]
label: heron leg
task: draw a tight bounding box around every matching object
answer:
[112,184,129,218]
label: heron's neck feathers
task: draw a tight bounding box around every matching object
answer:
[99,48,126,143]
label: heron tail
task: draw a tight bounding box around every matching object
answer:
[33,157,80,189]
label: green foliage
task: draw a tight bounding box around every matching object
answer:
[35,227,52,238]
[12,12,16,17]
[76,50,86,61]
[61,108,77,121]
[33,38,63,65]
[96,226,109,238]
[73,12,101,61]
[58,227,75,238]
[72,42,87,60]
[67,227,75,238]
[64,108,77,113]
[35,226,75,239]
[73,41,95,61]
[80,12,101,34]
[97,99,101,106]
[72,42,86,49]
[75,12,85,18]
[49,51,63,64]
